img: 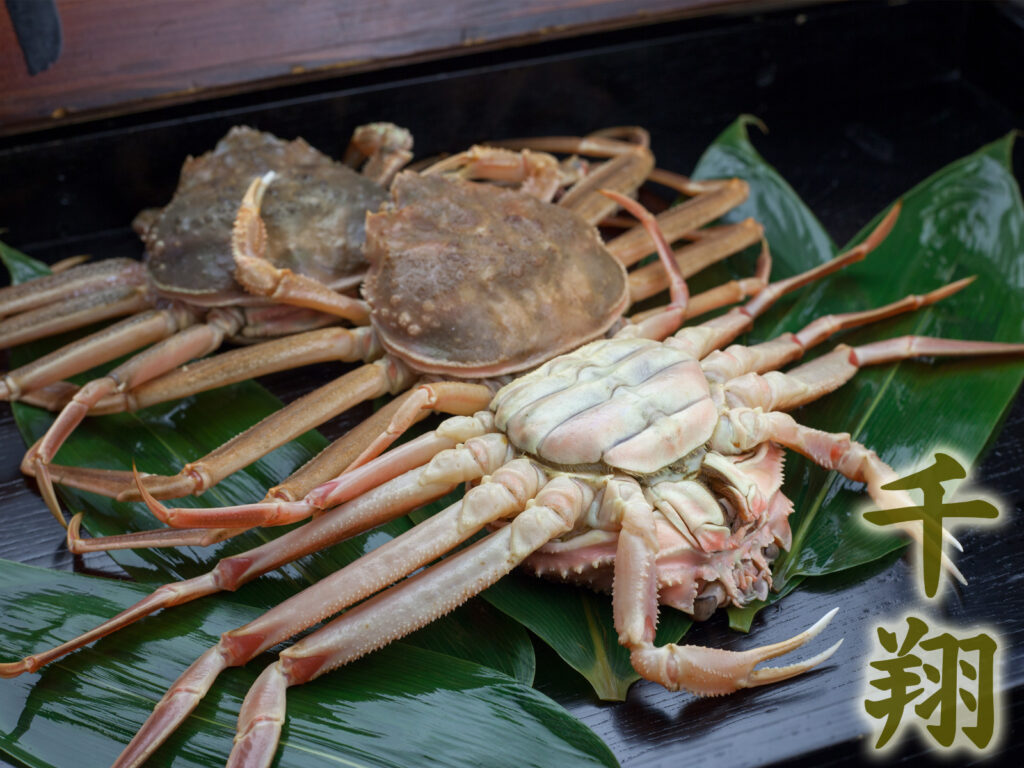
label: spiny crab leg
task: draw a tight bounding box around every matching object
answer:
[219,473,591,768]
[138,410,492,530]
[0,258,148,349]
[712,336,1024,583]
[665,203,902,356]
[0,416,507,679]
[62,384,427,552]
[612,475,840,695]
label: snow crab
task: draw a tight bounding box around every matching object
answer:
[22,129,770,551]
[4,193,1020,768]
[2,123,414,523]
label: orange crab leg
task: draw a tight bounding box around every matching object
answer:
[221,473,589,768]
[0,429,509,680]
[627,218,766,303]
[122,359,411,501]
[1,306,193,402]
[670,203,902,358]
[54,387,419,551]
[0,257,145,320]
[606,177,750,268]
[701,277,975,382]
[609,474,840,695]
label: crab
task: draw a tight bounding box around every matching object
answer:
[20,129,773,553]
[4,192,1019,768]
[1,123,415,524]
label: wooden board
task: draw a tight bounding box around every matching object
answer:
[0,0,806,134]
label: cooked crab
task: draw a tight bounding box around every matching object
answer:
[5,194,1019,768]
[1,123,414,522]
[22,130,772,550]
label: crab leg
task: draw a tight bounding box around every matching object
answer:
[606,177,750,267]
[1,306,195,402]
[86,325,377,414]
[65,391,449,551]
[137,413,498,530]
[232,173,371,325]
[342,122,414,186]
[610,474,841,695]
[670,204,901,358]
[223,473,591,768]
[557,144,655,225]
[123,359,413,501]
[36,381,422,549]
[488,127,650,158]
[0,257,146,320]
[0,424,507,679]
[422,146,568,201]
[701,277,974,382]
[720,336,1024,415]
[627,218,766,303]
[0,283,151,351]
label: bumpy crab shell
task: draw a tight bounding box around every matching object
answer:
[362,171,630,377]
[135,126,388,305]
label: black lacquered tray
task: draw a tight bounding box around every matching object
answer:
[1,2,1021,766]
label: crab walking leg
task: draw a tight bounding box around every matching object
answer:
[0,306,194,402]
[345,380,496,470]
[488,128,650,158]
[627,218,766,303]
[609,475,841,695]
[87,325,378,414]
[606,177,751,268]
[231,173,371,325]
[720,336,1024,415]
[224,474,593,768]
[0,428,508,679]
[670,204,902,358]
[65,396,479,551]
[112,457,542,768]
[557,145,655,225]
[51,387,427,550]
[422,146,568,201]
[27,309,252,524]
[120,358,415,501]
[0,257,146,318]
[0,282,151,351]
[701,277,974,382]
[140,413,499,530]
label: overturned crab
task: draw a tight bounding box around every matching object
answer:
[4,192,1019,768]
[1,123,414,523]
[27,130,770,551]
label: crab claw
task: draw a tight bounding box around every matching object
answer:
[630,607,842,696]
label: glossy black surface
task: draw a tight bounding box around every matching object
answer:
[1,1,1021,766]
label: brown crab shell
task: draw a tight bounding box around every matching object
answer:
[136,126,387,306]
[362,172,630,378]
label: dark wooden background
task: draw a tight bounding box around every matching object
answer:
[1,1,1022,766]
[0,0,819,134]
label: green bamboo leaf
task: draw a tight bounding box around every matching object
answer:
[695,122,1024,629]
[772,132,1024,586]
[0,559,615,768]
[484,574,690,701]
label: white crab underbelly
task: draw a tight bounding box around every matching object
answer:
[490,337,719,474]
